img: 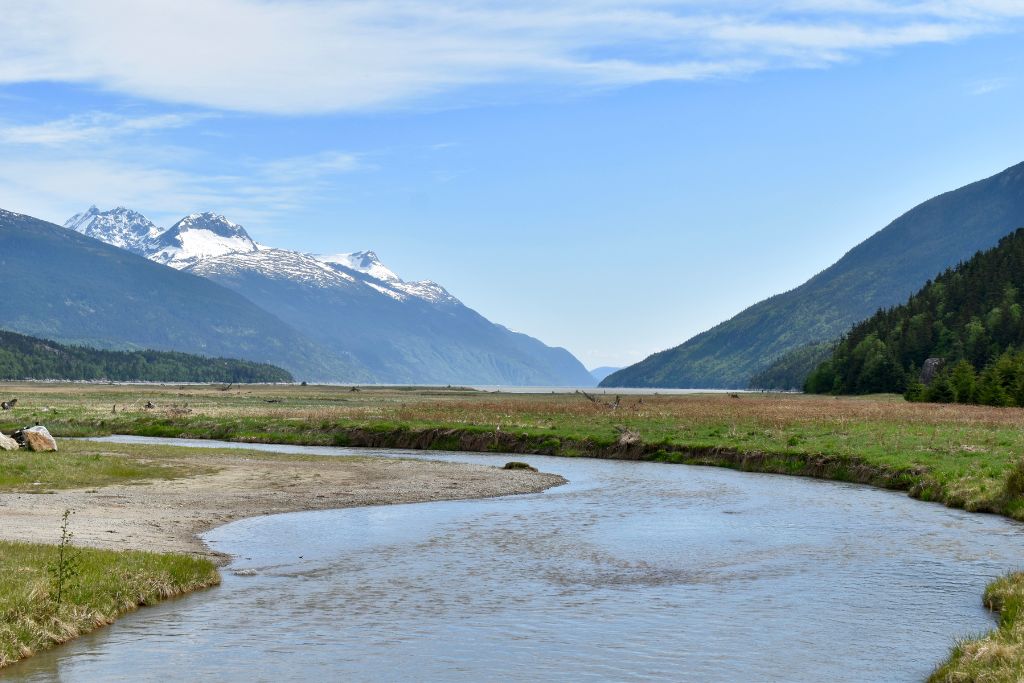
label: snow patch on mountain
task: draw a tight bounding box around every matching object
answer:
[320,250,400,282]
[188,248,356,288]
[149,212,259,269]
[64,206,161,255]
[64,206,460,305]
[319,251,459,304]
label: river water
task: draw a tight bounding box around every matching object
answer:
[7,436,1024,682]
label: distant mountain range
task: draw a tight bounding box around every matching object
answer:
[60,206,593,386]
[1,208,358,381]
[588,366,620,383]
[602,161,1024,389]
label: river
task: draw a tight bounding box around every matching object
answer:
[7,436,1023,682]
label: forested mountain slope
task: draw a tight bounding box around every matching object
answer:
[603,161,1024,388]
[0,329,291,382]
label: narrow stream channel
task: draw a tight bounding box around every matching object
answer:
[8,436,1023,682]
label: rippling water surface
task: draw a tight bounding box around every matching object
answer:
[9,436,1024,682]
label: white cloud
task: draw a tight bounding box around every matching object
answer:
[0,1,1020,114]
[0,143,368,234]
[969,76,1012,95]
[0,112,210,146]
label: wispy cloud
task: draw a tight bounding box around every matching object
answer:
[1,1,1021,114]
[259,151,365,183]
[969,76,1012,95]
[0,143,368,233]
[0,112,211,146]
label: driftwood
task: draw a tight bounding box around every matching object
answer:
[218,383,233,392]
[576,390,621,410]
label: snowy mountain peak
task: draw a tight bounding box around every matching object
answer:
[63,205,460,304]
[151,212,258,269]
[170,212,252,240]
[317,251,459,305]
[319,250,400,283]
[64,205,162,255]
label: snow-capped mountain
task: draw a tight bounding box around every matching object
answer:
[64,206,162,255]
[63,206,595,386]
[319,251,458,304]
[150,212,260,268]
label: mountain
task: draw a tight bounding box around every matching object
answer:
[602,161,1024,388]
[589,366,620,383]
[65,205,161,254]
[0,328,292,382]
[1,208,366,381]
[151,212,260,268]
[66,207,594,386]
[748,342,834,391]
[806,228,1024,402]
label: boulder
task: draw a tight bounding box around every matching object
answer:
[22,426,57,452]
[0,433,18,451]
[921,357,944,386]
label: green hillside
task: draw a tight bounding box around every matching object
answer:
[748,342,834,391]
[0,329,291,382]
[0,209,366,382]
[806,229,1024,403]
[602,161,1024,388]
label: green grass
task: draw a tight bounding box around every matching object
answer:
[0,540,218,667]
[0,440,214,493]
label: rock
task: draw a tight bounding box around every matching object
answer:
[22,426,57,452]
[503,461,537,472]
[0,433,18,451]
[921,357,945,385]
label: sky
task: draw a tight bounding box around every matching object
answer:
[1,1,1023,370]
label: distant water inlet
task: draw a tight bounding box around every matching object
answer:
[9,437,1024,682]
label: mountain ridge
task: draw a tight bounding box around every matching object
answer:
[602,161,1024,389]
[64,206,594,386]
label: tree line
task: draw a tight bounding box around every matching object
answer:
[0,329,292,383]
[806,228,1024,405]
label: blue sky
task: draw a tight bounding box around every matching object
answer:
[1,1,1023,369]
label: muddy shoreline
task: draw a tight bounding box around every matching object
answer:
[0,450,566,564]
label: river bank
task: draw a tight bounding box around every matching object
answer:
[0,438,564,668]
[0,440,565,560]
[4,383,1024,679]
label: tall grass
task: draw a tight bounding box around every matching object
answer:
[0,540,218,667]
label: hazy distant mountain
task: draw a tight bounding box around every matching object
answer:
[67,207,594,386]
[603,161,1024,388]
[589,366,620,383]
[2,208,365,381]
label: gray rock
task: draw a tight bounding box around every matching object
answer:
[0,433,18,451]
[921,357,944,386]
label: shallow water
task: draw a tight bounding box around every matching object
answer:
[8,436,1024,682]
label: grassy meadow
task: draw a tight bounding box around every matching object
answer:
[4,381,1024,678]
[5,382,1024,517]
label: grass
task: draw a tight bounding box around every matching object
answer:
[0,540,218,668]
[5,381,1024,676]
[7,383,1024,516]
[0,440,214,493]
[930,573,1024,682]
